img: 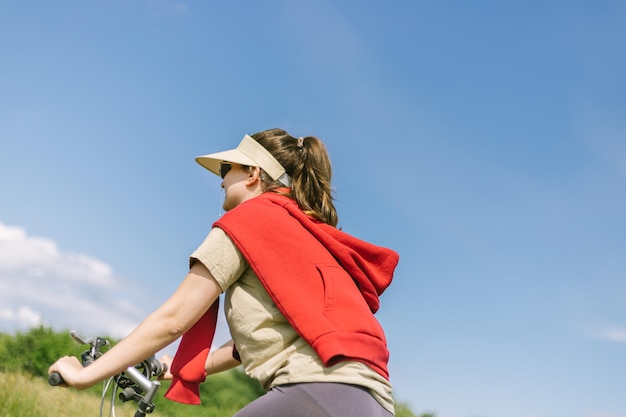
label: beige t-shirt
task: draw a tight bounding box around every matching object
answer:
[191,227,394,414]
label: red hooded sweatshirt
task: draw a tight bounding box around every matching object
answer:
[166,192,399,404]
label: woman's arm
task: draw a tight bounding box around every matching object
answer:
[49,262,222,390]
[158,339,240,381]
[205,339,241,375]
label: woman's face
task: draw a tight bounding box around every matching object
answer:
[221,163,261,211]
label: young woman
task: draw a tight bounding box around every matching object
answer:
[49,128,399,416]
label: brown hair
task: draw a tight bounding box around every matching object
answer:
[251,128,338,227]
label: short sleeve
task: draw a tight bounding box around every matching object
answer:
[190,227,248,292]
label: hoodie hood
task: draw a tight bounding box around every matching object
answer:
[273,194,398,312]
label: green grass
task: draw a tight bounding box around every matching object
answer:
[0,371,168,417]
[0,369,264,417]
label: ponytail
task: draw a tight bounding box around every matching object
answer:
[251,128,338,227]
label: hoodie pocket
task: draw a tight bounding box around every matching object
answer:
[315,263,381,334]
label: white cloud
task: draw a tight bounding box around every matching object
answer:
[0,222,145,338]
[0,305,43,328]
[0,223,114,287]
[0,221,231,356]
[594,327,626,344]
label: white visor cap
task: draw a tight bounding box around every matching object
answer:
[195,134,291,186]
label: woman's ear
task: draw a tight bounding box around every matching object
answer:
[246,166,262,185]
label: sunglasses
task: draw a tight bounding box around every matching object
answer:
[220,162,233,179]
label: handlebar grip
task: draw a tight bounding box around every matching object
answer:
[144,356,167,378]
[48,372,64,386]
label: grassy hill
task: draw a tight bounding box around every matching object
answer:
[0,371,162,417]
[0,369,264,417]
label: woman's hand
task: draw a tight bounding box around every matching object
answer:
[48,356,92,390]
[158,354,174,380]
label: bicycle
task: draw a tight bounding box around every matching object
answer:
[49,330,167,417]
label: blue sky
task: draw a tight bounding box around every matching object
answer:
[1,1,625,416]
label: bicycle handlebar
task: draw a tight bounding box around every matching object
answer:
[48,371,64,386]
[48,357,167,387]
[48,331,167,416]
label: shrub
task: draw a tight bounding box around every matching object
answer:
[0,326,86,377]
